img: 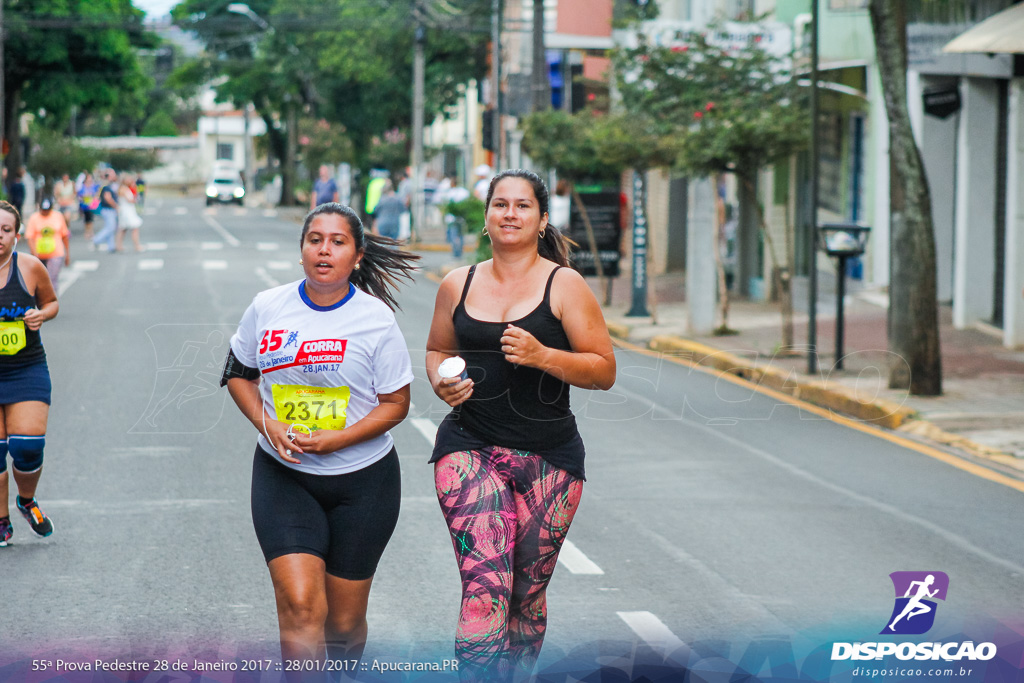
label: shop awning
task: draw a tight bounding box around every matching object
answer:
[943,2,1024,54]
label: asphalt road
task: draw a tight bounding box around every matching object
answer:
[1,195,1021,681]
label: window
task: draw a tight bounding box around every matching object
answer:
[216,143,234,161]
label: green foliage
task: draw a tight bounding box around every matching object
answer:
[300,118,355,178]
[367,129,410,178]
[140,110,180,137]
[28,130,102,181]
[4,0,157,142]
[612,0,660,28]
[106,149,161,173]
[520,109,621,182]
[614,29,809,179]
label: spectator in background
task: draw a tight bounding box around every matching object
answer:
[25,198,71,290]
[311,165,339,210]
[77,172,101,241]
[53,174,77,226]
[93,169,120,253]
[549,179,571,231]
[7,168,27,219]
[116,173,144,253]
[472,164,493,202]
[372,181,406,241]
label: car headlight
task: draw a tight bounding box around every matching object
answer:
[206,185,218,197]
[233,187,245,198]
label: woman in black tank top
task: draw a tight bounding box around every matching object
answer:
[0,200,61,546]
[427,170,616,682]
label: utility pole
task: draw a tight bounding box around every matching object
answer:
[807,0,820,374]
[243,103,255,205]
[531,0,548,112]
[1,0,6,179]
[412,3,426,242]
[491,0,502,168]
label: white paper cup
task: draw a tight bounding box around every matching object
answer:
[438,356,469,382]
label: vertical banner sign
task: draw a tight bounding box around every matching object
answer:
[627,171,650,317]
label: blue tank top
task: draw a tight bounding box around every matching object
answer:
[0,253,46,366]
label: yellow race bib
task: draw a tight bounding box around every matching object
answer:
[0,320,27,355]
[271,384,350,432]
[37,226,58,258]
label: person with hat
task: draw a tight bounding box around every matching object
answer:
[472,164,493,202]
[24,198,71,290]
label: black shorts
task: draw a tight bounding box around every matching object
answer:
[250,445,401,580]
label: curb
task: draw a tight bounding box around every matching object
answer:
[608,326,1022,473]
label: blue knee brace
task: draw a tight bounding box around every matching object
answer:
[8,435,45,473]
[0,439,7,474]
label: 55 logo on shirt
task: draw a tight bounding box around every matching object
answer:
[260,329,301,353]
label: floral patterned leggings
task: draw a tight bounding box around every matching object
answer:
[434,447,584,683]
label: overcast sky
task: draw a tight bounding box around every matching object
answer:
[137,0,177,19]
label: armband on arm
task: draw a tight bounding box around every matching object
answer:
[220,347,260,387]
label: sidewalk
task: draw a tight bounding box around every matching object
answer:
[592,270,1024,478]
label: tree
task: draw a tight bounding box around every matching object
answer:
[868,0,942,395]
[3,0,156,176]
[614,29,808,338]
[173,0,490,205]
[28,128,101,194]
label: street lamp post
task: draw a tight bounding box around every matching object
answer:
[819,223,871,371]
[412,6,426,243]
[807,0,820,374]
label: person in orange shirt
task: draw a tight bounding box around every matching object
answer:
[24,198,71,290]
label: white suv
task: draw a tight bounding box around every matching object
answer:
[206,170,245,206]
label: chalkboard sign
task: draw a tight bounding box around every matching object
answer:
[565,191,622,277]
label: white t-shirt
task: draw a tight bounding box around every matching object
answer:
[230,280,414,475]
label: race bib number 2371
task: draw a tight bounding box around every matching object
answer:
[271,384,350,432]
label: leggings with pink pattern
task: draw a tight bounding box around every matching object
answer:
[434,447,583,683]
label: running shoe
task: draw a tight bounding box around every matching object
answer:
[16,498,53,537]
[0,517,11,546]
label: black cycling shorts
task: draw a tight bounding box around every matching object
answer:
[250,445,401,580]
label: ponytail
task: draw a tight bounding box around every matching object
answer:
[301,203,420,311]
[538,226,576,268]
[351,233,420,311]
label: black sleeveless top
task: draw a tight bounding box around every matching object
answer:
[0,253,46,366]
[430,263,586,479]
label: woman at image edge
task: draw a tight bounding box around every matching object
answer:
[426,169,616,681]
[223,203,418,666]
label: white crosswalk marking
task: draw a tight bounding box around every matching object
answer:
[201,242,225,250]
[71,260,100,271]
[145,242,168,251]
[267,261,294,271]
[233,207,248,216]
[173,207,188,215]
[617,612,686,658]
[257,242,279,251]
[557,540,604,575]
[262,209,278,218]
[138,259,164,271]
[202,260,228,270]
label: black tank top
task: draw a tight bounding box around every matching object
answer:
[0,253,46,366]
[430,263,586,479]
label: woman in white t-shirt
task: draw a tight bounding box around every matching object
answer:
[222,203,419,668]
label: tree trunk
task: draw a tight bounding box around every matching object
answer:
[869,0,942,395]
[281,98,298,207]
[740,173,792,347]
[713,173,732,332]
[4,88,23,181]
[531,0,548,112]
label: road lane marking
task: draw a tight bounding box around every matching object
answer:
[267,261,293,271]
[411,418,438,445]
[612,338,1024,494]
[201,241,225,250]
[617,611,686,658]
[257,242,279,251]
[263,209,278,218]
[557,540,604,575]
[233,207,248,216]
[138,259,164,270]
[145,242,168,251]
[255,267,279,288]
[203,260,228,270]
[615,381,1024,575]
[58,269,83,296]
[142,208,158,215]
[173,207,188,215]
[72,260,99,271]
[201,214,241,247]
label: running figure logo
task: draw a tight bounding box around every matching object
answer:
[881,571,949,635]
